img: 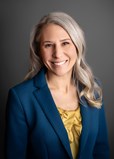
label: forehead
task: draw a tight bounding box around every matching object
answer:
[40,24,71,40]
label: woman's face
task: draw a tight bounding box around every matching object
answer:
[40,24,77,77]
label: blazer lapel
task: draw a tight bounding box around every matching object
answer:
[33,68,72,159]
[77,99,90,158]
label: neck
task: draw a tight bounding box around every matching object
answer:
[46,71,74,93]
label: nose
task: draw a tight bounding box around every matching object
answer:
[52,44,63,58]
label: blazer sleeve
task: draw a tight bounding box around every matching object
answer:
[93,103,110,159]
[5,88,28,159]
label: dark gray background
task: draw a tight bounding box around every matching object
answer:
[0,0,113,158]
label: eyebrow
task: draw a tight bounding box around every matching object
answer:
[60,38,71,42]
[42,38,71,44]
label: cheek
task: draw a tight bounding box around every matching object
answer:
[70,47,77,59]
[40,49,48,60]
[40,52,52,64]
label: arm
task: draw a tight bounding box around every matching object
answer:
[93,104,110,159]
[5,88,28,159]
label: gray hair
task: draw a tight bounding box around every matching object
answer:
[25,12,102,108]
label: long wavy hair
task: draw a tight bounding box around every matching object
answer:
[25,12,102,108]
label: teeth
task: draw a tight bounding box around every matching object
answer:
[53,61,66,66]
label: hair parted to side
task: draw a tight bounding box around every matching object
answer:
[25,11,102,108]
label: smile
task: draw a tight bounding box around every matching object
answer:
[52,60,67,66]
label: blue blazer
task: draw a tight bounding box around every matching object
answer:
[5,68,110,159]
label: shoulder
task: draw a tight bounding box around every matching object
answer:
[9,77,35,95]
[8,67,46,98]
[94,77,102,86]
[7,78,36,108]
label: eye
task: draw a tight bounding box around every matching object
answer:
[44,43,53,48]
[62,41,70,46]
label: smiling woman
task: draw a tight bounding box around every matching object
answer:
[5,12,110,159]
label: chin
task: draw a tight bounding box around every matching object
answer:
[52,69,72,77]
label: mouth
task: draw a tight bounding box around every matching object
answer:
[51,60,68,66]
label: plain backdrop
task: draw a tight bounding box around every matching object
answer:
[0,0,113,158]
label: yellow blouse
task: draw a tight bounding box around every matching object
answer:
[57,106,82,159]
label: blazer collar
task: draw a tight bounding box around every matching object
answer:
[33,67,90,159]
[33,67,47,88]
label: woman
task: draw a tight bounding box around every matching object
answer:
[5,12,110,159]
